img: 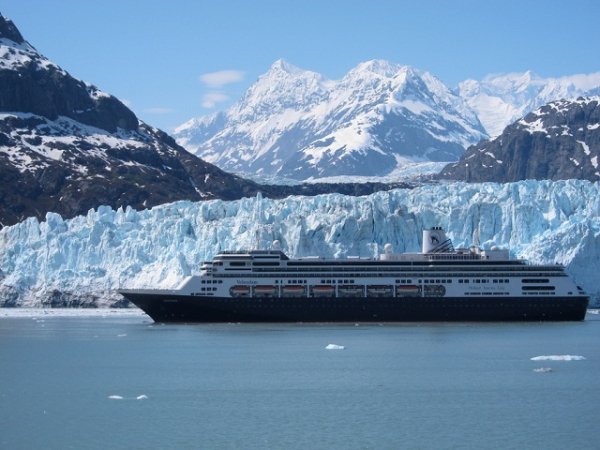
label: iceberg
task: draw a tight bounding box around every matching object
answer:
[0,179,598,307]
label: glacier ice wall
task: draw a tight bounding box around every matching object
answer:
[0,180,599,307]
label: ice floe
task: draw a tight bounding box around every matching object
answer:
[533,367,553,373]
[530,355,586,361]
[325,344,345,350]
[108,394,148,400]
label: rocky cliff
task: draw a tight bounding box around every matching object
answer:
[0,14,275,227]
[439,97,600,182]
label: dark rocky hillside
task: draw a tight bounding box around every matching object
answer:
[439,97,600,182]
[0,14,274,227]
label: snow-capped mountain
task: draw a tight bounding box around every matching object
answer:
[1,180,598,307]
[440,97,600,182]
[0,14,270,227]
[175,60,488,180]
[458,71,600,137]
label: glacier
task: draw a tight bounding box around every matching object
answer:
[0,180,599,307]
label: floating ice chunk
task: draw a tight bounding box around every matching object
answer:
[530,355,585,361]
[108,395,123,400]
[533,367,553,373]
[587,309,599,315]
[117,334,127,337]
[325,344,345,350]
[136,395,148,400]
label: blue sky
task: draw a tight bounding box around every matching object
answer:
[3,0,600,132]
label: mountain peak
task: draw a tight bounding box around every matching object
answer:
[267,58,304,75]
[481,70,541,91]
[0,14,24,44]
[175,59,487,180]
[350,59,409,78]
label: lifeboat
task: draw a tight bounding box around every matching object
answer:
[311,285,335,296]
[282,285,306,296]
[254,285,277,296]
[367,285,393,297]
[338,286,365,297]
[396,285,421,297]
[230,285,251,296]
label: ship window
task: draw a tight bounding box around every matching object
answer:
[230,262,246,266]
[522,286,555,291]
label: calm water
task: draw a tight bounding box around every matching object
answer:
[1,311,599,450]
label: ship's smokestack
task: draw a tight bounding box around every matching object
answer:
[422,227,454,253]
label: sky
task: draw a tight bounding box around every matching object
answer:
[2,0,600,132]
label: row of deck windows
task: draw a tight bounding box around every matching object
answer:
[459,279,509,284]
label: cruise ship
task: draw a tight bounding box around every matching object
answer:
[119,228,589,322]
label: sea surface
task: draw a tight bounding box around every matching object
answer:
[1,309,599,450]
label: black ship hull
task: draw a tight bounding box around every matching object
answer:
[120,291,590,323]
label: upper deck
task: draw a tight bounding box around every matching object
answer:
[199,228,566,278]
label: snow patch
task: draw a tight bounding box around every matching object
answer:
[577,140,591,155]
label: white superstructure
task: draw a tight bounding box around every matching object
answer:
[164,228,585,301]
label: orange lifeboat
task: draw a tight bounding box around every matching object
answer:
[283,285,305,294]
[230,286,251,297]
[254,285,277,296]
[311,285,335,296]
[396,285,421,297]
